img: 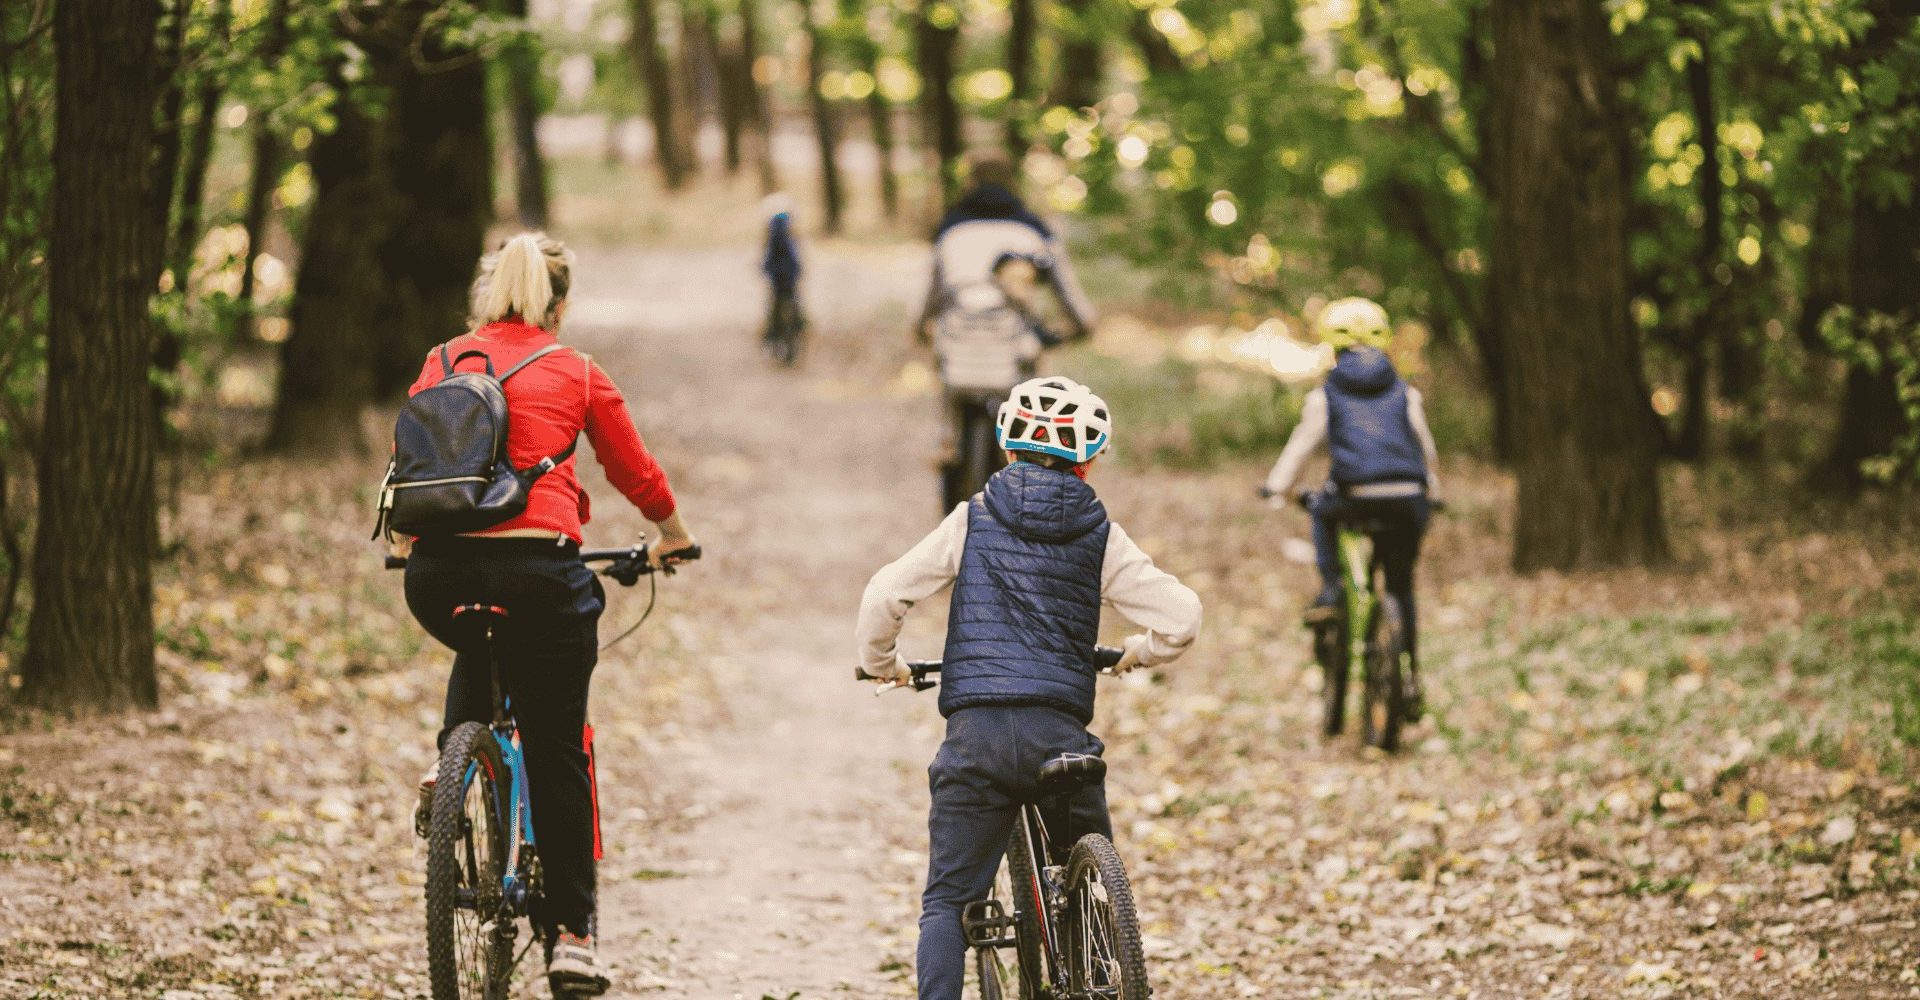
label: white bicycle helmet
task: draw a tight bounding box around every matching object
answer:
[996,376,1113,464]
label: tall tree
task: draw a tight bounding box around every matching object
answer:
[800,0,844,231]
[914,0,961,200]
[266,51,392,454]
[502,0,551,227]
[738,0,778,190]
[629,0,690,187]
[237,0,291,316]
[1048,0,1100,110]
[1489,0,1667,570]
[373,5,492,398]
[21,0,165,710]
[1004,0,1036,157]
[850,8,898,218]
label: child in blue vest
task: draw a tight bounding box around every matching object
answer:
[855,376,1202,1000]
[1263,298,1440,696]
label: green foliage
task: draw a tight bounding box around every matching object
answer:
[1821,305,1920,483]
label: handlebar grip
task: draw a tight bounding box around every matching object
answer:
[1092,645,1125,670]
[385,556,408,570]
[660,543,702,564]
[854,665,881,681]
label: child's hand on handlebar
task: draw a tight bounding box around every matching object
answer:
[1109,635,1148,675]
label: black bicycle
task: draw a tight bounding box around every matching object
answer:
[387,540,700,999]
[942,389,1011,512]
[857,647,1151,1000]
[764,292,806,366]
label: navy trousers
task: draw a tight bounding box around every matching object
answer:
[919,705,1111,1000]
[404,536,606,935]
[1307,485,1430,658]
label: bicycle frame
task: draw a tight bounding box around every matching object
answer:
[477,625,538,910]
[1336,526,1379,664]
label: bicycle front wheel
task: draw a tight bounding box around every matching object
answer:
[426,722,514,1000]
[1063,834,1150,1000]
[1363,594,1408,752]
[1318,613,1351,738]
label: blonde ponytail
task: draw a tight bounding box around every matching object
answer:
[471,232,574,329]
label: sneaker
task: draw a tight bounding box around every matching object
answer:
[413,764,437,839]
[547,931,611,996]
[1302,589,1340,627]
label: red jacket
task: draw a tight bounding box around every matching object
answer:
[407,320,677,543]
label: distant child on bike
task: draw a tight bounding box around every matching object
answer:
[761,193,805,359]
[402,233,700,994]
[1263,297,1439,693]
[855,376,1202,1000]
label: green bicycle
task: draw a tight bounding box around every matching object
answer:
[1265,487,1427,752]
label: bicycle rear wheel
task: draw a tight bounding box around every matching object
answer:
[1003,824,1046,999]
[426,722,514,1000]
[1063,834,1150,1000]
[1362,594,1408,752]
[1318,612,1350,738]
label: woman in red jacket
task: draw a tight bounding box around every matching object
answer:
[403,232,695,994]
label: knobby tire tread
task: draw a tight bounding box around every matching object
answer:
[427,721,510,1000]
[1065,834,1151,1000]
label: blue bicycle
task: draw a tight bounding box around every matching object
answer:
[388,541,698,999]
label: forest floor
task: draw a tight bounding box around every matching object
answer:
[2,170,1919,999]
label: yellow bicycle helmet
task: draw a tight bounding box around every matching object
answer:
[1315,297,1392,351]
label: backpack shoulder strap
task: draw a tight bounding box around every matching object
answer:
[439,342,455,376]
[499,343,569,383]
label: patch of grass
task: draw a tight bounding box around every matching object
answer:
[1432,607,1920,781]
[630,867,686,881]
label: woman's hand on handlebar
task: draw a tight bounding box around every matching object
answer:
[649,512,699,571]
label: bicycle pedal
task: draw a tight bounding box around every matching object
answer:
[961,899,1016,948]
[548,971,611,998]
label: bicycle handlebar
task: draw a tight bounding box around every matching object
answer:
[856,644,1127,693]
[383,541,703,587]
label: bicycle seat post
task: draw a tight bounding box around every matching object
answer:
[452,604,513,731]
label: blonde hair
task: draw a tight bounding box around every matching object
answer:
[472,232,574,329]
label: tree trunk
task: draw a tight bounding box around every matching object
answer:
[238,0,291,315]
[1004,0,1035,158]
[266,57,391,455]
[914,3,961,201]
[373,10,493,399]
[738,0,777,191]
[1048,0,1100,110]
[858,37,899,218]
[1813,186,1918,490]
[21,0,164,712]
[502,0,550,228]
[715,27,745,173]
[168,0,232,293]
[801,0,844,231]
[1489,0,1667,571]
[1670,38,1721,461]
[684,5,724,165]
[1811,0,1919,491]
[145,0,189,273]
[629,0,689,188]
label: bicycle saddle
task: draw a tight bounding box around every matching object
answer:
[1036,753,1107,798]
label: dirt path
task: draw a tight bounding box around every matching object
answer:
[559,239,947,998]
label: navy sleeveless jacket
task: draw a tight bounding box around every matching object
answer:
[1324,347,1427,487]
[940,462,1110,723]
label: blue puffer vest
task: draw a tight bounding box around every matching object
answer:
[1324,347,1427,487]
[940,462,1110,724]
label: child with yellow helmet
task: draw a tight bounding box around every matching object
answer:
[1262,297,1440,709]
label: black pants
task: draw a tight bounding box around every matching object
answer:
[1307,486,1430,661]
[404,536,606,934]
[919,705,1110,1000]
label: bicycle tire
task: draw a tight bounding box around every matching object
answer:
[1319,613,1350,738]
[1004,824,1046,999]
[427,722,514,1000]
[974,944,1006,1000]
[1063,834,1150,1000]
[1363,594,1408,752]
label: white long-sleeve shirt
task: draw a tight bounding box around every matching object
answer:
[1263,387,1442,498]
[855,504,1202,679]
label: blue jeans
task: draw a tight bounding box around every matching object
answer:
[1307,485,1430,658]
[919,705,1111,1000]
[404,536,607,934]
